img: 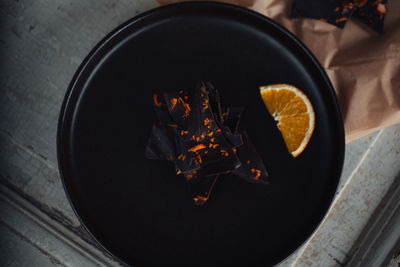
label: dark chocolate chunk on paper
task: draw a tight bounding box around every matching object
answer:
[290,0,388,32]
[290,0,353,28]
[353,0,387,33]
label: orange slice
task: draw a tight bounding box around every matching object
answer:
[259,84,315,157]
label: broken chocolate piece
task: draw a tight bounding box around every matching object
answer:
[219,107,244,148]
[290,0,388,32]
[290,0,353,28]
[145,124,175,161]
[233,130,269,185]
[224,107,244,134]
[204,82,224,124]
[163,91,192,132]
[184,172,219,206]
[353,0,387,33]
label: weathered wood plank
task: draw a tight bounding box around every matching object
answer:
[0,181,123,266]
[0,223,62,267]
[345,177,400,266]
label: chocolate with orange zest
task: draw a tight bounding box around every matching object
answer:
[353,0,387,33]
[291,0,354,28]
[290,0,388,32]
[145,82,269,205]
[184,172,219,206]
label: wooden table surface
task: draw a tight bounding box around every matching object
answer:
[1,1,399,266]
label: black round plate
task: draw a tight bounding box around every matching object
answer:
[58,2,344,267]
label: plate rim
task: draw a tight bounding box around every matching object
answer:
[57,1,345,266]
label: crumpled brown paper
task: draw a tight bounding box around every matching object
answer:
[158,0,400,143]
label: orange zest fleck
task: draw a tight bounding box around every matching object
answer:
[193,195,208,202]
[376,2,386,15]
[208,131,214,137]
[177,154,186,161]
[251,168,261,179]
[188,144,206,152]
[176,169,182,175]
[246,160,250,164]
[210,138,215,142]
[168,123,178,128]
[196,137,200,142]
[335,17,347,23]
[232,148,237,153]
[202,96,209,111]
[220,149,229,157]
[178,97,191,117]
[181,130,189,135]
[209,143,219,149]
[153,94,162,108]
[196,154,202,164]
[169,98,178,111]
[185,174,193,180]
[204,118,210,125]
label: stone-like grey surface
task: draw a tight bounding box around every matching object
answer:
[345,177,400,266]
[277,130,384,267]
[0,185,122,266]
[292,124,400,266]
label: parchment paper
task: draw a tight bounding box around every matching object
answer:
[158,0,400,142]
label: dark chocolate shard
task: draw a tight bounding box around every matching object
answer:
[192,82,218,136]
[152,94,171,126]
[353,0,387,33]
[163,91,192,132]
[219,107,243,148]
[224,107,244,134]
[145,124,175,161]
[290,0,353,28]
[184,172,219,206]
[173,133,200,174]
[233,130,269,184]
[204,81,224,124]
[290,0,388,32]
[195,148,240,176]
[222,130,243,148]
[183,129,240,176]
